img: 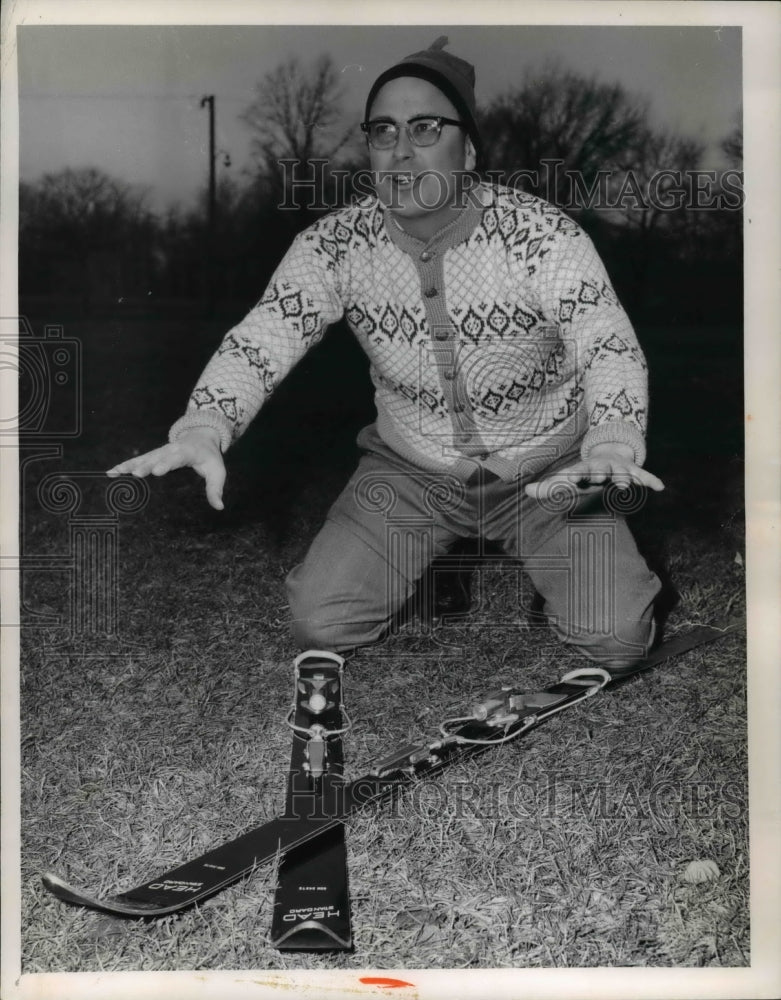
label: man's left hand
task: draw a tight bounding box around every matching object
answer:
[524,443,665,501]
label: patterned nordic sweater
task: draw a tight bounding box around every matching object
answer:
[170,184,648,482]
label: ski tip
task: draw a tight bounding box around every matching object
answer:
[41,871,69,892]
[42,871,99,900]
[41,871,163,917]
[41,871,99,907]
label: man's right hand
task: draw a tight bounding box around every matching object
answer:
[106,427,227,510]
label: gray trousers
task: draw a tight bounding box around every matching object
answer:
[286,425,661,666]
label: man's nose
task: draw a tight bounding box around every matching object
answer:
[392,128,414,160]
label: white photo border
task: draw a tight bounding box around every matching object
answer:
[1,2,778,999]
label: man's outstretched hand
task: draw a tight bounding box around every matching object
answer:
[106,427,226,510]
[524,442,665,501]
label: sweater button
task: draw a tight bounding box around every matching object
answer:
[420,251,433,262]
[424,287,438,297]
[453,403,466,413]
[443,369,455,380]
[434,329,450,341]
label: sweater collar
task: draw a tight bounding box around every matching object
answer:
[381,183,489,257]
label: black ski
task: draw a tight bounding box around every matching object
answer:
[41,622,738,919]
[269,651,352,950]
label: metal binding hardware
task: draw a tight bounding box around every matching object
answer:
[558,667,612,693]
[370,742,428,777]
[484,712,521,728]
[470,686,516,721]
[293,649,345,714]
[439,666,612,744]
[286,651,352,782]
[301,725,328,781]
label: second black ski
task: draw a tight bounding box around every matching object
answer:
[269,650,352,950]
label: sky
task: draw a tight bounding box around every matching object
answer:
[18,23,742,213]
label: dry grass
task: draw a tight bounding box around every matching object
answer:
[17,314,748,972]
[20,525,747,972]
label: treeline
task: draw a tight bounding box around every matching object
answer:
[19,58,742,325]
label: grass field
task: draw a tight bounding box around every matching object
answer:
[17,308,747,972]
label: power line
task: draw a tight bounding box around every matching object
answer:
[20,93,254,103]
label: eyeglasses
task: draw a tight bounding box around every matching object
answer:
[360,115,465,150]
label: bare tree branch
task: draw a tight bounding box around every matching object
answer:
[240,54,357,180]
[721,122,742,168]
[480,63,649,204]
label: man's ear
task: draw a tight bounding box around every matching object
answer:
[464,136,477,172]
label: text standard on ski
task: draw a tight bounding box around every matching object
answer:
[109,38,665,674]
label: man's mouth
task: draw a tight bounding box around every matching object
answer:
[386,173,414,187]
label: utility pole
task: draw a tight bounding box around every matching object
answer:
[200,95,216,314]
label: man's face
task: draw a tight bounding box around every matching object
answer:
[366,76,476,231]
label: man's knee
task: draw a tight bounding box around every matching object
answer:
[289,613,355,652]
[544,557,662,666]
[287,565,347,651]
[285,560,394,652]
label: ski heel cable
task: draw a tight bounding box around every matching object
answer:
[439,667,611,746]
[436,620,744,750]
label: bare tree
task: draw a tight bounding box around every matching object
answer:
[240,54,357,188]
[614,126,705,237]
[598,126,706,306]
[21,167,150,236]
[480,63,648,207]
[19,168,155,308]
[721,122,742,169]
[703,120,743,267]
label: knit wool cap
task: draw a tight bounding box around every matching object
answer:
[364,36,482,163]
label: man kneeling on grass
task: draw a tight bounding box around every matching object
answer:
[108,38,664,672]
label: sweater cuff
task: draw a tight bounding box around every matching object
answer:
[580,421,646,467]
[168,409,233,453]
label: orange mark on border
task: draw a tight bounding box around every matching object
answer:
[359,977,416,988]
